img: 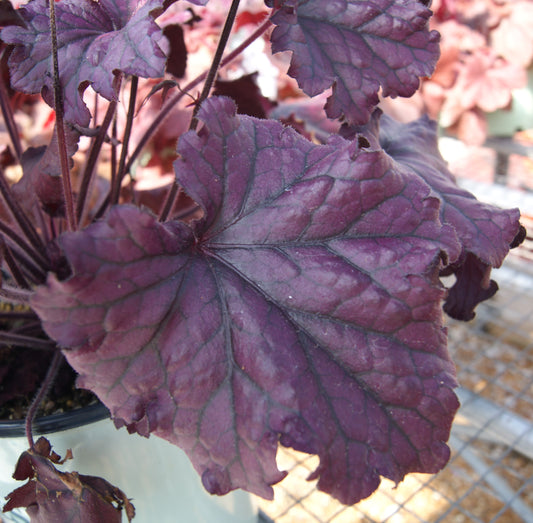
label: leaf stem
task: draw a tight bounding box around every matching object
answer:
[0,332,56,351]
[0,238,30,288]
[126,17,273,177]
[49,0,76,231]
[159,3,274,223]
[0,167,48,261]
[111,76,138,205]
[0,284,32,304]
[111,115,118,189]
[0,221,46,270]
[25,349,63,448]
[158,184,181,223]
[76,99,118,223]
[0,50,22,161]
[189,0,241,131]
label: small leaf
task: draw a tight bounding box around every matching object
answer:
[163,24,187,78]
[442,254,498,321]
[269,0,440,125]
[4,437,135,522]
[14,123,80,218]
[213,73,274,118]
[0,0,25,28]
[1,0,171,126]
[33,98,459,504]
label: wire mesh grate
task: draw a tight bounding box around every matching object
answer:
[257,176,533,523]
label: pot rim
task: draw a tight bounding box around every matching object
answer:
[0,402,109,438]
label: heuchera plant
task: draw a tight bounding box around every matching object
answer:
[417,0,533,144]
[0,0,526,520]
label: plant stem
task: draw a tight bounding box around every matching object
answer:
[189,0,241,131]
[111,76,138,205]
[0,221,47,271]
[0,332,56,351]
[0,239,30,288]
[0,284,32,304]
[25,350,63,448]
[158,184,181,223]
[111,115,118,188]
[0,311,36,321]
[125,17,273,177]
[76,100,118,223]
[0,228,47,281]
[49,0,76,231]
[0,50,22,161]
[0,167,48,260]
[159,0,266,222]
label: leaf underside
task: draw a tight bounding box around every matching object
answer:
[32,97,460,505]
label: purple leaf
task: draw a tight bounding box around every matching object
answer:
[1,0,171,126]
[442,254,498,321]
[213,73,274,119]
[348,111,523,319]
[32,97,460,504]
[13,124,80,218]
[4,437,135,522]
[269,0,440,125]
[163,24,187,78]
[0,0,25,28]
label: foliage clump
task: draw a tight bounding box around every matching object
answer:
[0,0,524,520]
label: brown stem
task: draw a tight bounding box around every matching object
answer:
[0,50,22,161]
[0,167,48,261]
[0,238,46,285]
[0,239,30,288]
[49,0,76,231]
[25,350,63,448]
[158,184,181,223]
[159,0,265,222]
[0,285,32,303]
[126,17,273,177]
[111,76,138,205]
[76,99,118,224]
[0,332,56,351]
[189,0,241,131]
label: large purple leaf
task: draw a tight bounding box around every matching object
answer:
[268,0,440,125]
[346,111,524,319]
[32,97,460,504]
[1,0,170,126]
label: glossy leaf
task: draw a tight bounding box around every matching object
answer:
[269,0,440,125]
[33,97,460,504]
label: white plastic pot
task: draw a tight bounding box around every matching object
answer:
[0,403,258,523]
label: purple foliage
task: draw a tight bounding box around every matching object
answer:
[269,0,440,124]
[0,0,525,517]
[343,111,523,319]
[13,125,80,218]
[1,0,170,126]
[32,98,461,504]
[4,437,134,522]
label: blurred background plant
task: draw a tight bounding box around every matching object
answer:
[383,0,533,146]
